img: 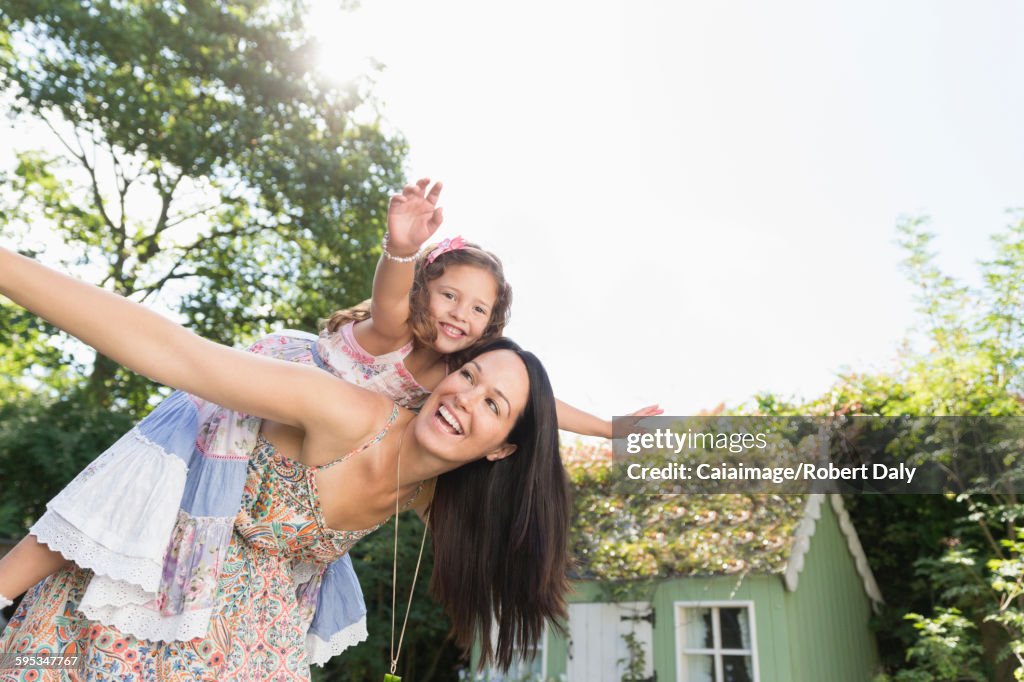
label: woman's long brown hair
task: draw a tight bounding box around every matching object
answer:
[427,337,571,671]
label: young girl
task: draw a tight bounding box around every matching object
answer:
[0,245,570,678]
[0,179,656,665]
[320,178,659,436]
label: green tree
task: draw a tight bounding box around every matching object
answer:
[0,2,460,677]
[0,389,137,535]
[0,0,405,409]
[815,215,1024,679]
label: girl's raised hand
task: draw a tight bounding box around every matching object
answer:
[387,178,444,255]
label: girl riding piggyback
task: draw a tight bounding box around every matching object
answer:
[302,177,658,434]
[0,178,658,665]
[310,179,512,410]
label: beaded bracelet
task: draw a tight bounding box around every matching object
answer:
[381,233,421,263]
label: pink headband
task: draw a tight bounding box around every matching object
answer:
[426,236,468,264]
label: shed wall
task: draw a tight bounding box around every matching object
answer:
[784,501,880,682]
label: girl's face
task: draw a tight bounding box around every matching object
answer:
[425,264,498,354]
[415,349,529,465]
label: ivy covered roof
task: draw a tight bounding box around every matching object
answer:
[564,441,810,581]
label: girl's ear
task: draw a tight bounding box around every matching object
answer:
[485,443,517,462]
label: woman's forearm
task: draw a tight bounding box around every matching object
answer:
[555,398,612,438]
[0,248,328,429]
[0,248,193,385]
[0,248,243,400]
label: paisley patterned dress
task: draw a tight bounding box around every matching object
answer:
[0,405,419,681]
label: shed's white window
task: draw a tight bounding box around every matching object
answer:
[676,603,758,682]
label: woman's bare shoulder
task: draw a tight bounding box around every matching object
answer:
[303,374,399,449]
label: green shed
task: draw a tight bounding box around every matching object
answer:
[471,492,882,682]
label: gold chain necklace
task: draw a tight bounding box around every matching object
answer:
[386,420,432,682]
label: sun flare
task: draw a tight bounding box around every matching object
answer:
[304,0,382,86]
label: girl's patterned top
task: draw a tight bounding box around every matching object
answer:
[313,321,431,410]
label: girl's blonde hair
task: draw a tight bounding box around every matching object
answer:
[323,240,513,367]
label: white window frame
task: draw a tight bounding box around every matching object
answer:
[674,601,759,682]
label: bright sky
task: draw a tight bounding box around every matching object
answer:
[306,0,1024,418]
[2,1,1021,422]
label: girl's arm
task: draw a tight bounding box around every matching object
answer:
[0,536,69,603]
[0,248,380,439]
[358,179,444,352]
[555,398,663,439]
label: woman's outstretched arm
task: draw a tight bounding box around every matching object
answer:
[0,248,378,437]
[555,398,663,438]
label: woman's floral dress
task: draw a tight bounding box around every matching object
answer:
[0,404,419,681]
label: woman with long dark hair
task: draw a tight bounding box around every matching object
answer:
[0,247,570,679]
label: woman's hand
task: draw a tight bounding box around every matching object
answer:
[0,248,376,437]
[613,404,664,439]
[555,400,664,439]
[386,178,444,255]
[624,404,664,423]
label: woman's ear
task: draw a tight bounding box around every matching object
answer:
[485,443,517,462]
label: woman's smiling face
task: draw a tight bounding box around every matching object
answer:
[415,349,529,464]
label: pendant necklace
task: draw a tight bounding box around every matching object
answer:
[385,421,432,682]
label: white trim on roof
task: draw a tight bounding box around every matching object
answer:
[782,494,884,612]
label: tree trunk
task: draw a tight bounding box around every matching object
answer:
[980,619,1015,681]
[86,354,119,407]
